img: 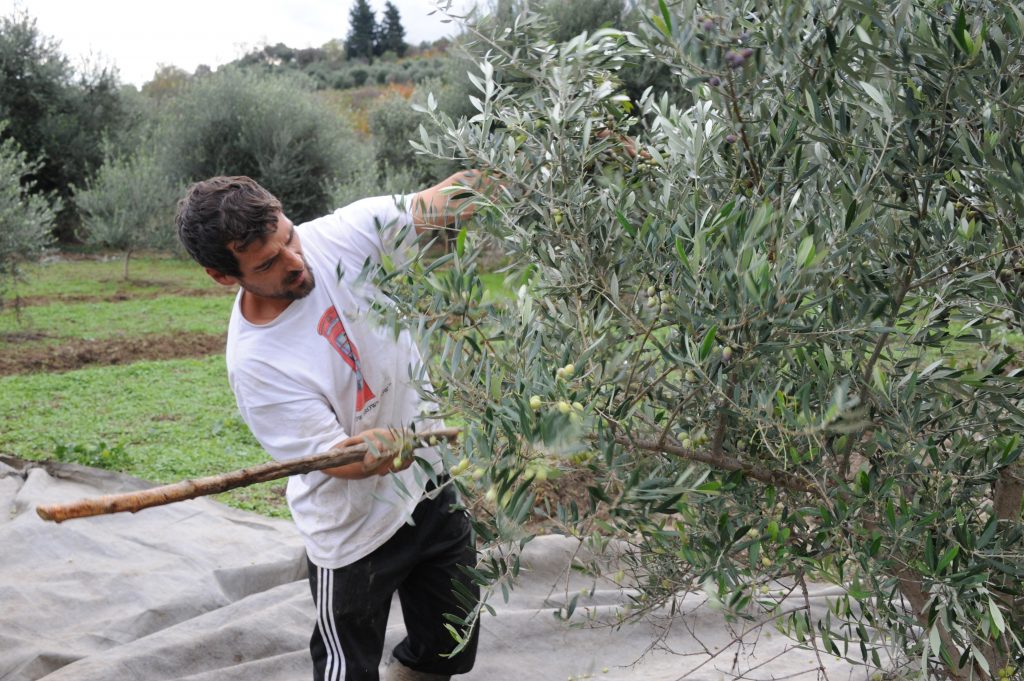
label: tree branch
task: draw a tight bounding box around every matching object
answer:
[893,566,980,681]
[839,264,915,479]
[36,428,462,522]
[993,462,1023,523]
[602,433,820,497]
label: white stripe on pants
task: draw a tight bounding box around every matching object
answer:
[317,566,346,681]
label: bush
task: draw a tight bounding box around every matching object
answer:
[75,148,183,279]
[368,93,458,187]
[404,2,1024,679]
[368,95,424,176]
[153,68,363,223]
[0,126,56,304]
[542,0,626,42]
[351,67,369,87]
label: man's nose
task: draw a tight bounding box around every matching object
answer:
[284,247,303,269]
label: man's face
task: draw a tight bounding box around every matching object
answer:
[227,212,316,301]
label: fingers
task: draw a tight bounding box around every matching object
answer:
[354,428,414,477]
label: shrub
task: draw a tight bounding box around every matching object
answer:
[154,68,361,222]
[326,163,419,214]
[403,2,1024,678]
[351,67,369,87]
[368,93,455,186]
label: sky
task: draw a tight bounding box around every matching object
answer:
[4,0,472,87]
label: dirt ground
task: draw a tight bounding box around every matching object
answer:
[0,331,226,376]
[8,286,229,309]
[0,276,232,376]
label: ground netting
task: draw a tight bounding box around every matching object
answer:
[1,457,876,681]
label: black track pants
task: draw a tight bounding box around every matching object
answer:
[307,480,480,681]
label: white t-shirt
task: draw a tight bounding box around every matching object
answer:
[225,194,444,569]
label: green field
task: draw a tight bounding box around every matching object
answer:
[0,253,510,517]
[10,254,220,298]
[0,255,280,514]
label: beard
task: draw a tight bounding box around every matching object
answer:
[281,264,316,300]
[239,256,317,301]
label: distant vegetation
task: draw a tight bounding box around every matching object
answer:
[0,2,636,287]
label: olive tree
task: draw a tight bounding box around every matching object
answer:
[390,1,1023,679]
[0,126,56,305]
[76,148,182,279]
[154,68,364,223]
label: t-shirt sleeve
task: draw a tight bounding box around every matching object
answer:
[310,194,420,276]
[230,361,348,462]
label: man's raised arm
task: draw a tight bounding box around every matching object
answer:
[409,170,497,233]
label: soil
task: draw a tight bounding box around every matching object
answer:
[0,331,226,376]
[8,286,232,309]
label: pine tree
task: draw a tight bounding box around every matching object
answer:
[376,1,406,58]
[345,0,376,63]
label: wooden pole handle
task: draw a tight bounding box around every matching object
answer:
[36,427,462,523]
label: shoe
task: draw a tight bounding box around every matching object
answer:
[383,660,451,681]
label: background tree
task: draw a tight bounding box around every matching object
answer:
[0,11,125,241]
[376,1,407,58]
[75,148,181,280]
[398,2,1024,679]
[0,125,56,306]
[152,67,368,223]
[542,0,626,43]
[346,0,377,63]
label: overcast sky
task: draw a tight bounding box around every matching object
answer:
[4,0,471,87]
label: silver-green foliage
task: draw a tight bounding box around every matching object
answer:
[76,148,182,278]
[398,1,1023,679]
[0,127,55,299]
[154,68,363,223]
[369,93,459,186]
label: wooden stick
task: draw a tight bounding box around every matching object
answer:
[36,427,462,523]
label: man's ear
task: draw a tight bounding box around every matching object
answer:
[205,267,239,287]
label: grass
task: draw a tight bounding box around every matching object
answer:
[0,354,288,516]
[479,271,513,301]
[8,253,219,299]
[0,295,234,346]
[0,253,286,515]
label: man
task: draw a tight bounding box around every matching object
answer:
[175,172,483,681]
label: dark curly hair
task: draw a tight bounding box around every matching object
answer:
[175,176,283,277]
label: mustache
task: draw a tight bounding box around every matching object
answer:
[285,261,308,284]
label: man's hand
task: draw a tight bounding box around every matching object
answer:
[411,169,504,233]
[322,428,414,480]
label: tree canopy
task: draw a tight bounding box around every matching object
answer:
[377,1,407,57]
[395,1,1024,679]
[347,0,378,62]
[0,11,125,239]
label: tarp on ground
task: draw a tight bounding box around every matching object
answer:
[1,457,876,681]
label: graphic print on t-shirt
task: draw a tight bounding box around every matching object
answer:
[316,306,376,410]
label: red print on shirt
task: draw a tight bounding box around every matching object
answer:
[317,306,376,410]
